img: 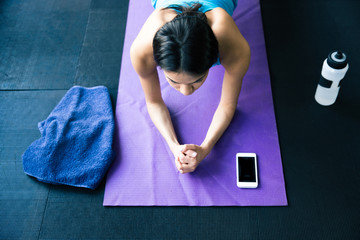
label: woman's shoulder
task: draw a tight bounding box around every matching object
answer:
[205,7,233,29]
[132,9,176,48]
[206,7,243,55]
[131,9,177,75]
[207,8,250,69]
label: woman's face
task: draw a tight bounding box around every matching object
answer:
[163,70,209,96]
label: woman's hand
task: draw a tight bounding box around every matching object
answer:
[174,144,210,174]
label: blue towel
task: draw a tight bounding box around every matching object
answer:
[22,86,115,189]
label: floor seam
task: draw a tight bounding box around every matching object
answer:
[37,186,51,240]
[73,2,93,86]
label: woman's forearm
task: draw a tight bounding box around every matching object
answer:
[201,103,236,154]
[146,100,179,154]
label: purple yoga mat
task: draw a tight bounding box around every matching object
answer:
[103,0,287,206]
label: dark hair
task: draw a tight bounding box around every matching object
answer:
[153,3,219,76]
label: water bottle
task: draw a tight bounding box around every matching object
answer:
[315,51,349,106]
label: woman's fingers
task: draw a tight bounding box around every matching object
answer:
[179,161,197,173]
[175,157,184,173]
[178,152,190,164]
[181,144,198,158]
[181,144,197,153]
[176,144,201,173]
[179,152,199,164]
[177,160,197,174]
[184,149,197,158]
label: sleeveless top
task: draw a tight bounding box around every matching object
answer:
[151,0,237,67]
[151,0,237,16]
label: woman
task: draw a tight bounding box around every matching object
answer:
[130,0,250,174]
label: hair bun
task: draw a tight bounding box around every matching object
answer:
[165,3,207,22]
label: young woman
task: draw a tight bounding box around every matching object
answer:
[130,0,250,174]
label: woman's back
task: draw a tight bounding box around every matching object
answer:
[151,0,237,16]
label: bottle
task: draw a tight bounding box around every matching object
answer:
[315,51,349,106]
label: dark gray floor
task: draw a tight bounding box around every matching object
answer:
[1,0,359,239]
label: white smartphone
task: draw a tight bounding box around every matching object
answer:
[236,153,258,188]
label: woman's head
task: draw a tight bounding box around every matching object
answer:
[153,3,218,94]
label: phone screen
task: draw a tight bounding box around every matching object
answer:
[238,156,256,182]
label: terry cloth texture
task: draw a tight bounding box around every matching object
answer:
[22,86,115,190]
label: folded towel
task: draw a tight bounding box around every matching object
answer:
[22,86,115,189]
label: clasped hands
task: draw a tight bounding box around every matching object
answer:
[173,144,208,174]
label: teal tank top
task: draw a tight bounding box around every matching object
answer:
[151,0,238,16]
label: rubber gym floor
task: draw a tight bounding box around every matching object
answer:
[1,0,359,239]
